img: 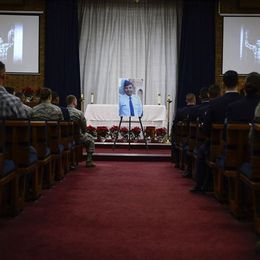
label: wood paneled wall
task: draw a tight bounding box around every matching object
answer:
[0,0,45,92]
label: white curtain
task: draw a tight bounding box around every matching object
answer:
[78,0,182,119]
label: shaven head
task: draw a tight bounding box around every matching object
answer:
[66,95,77,107]
[40,88,52,102]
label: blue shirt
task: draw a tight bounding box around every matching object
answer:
[119,94,143,117]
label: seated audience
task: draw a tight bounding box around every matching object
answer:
[0,61,28,119]
[226,72,260,123]
[198,84,221,123]
[191,70,242,192]
[15,92,33,118]
[66,95,96,167]
[171,93,196,166]
[51,91,71,120]
[31,88,64,120]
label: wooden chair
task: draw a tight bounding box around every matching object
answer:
[222,123,250,217]
[0,121,17,216]
[67,121,76,168]
[5,120,40,213]
[47,121,64,180]
[30,121,54,188]
[176,121,188,170]
[192,123,207,179]
[185,121,197,177]
[60,121,71,174]
[240,123,260,233]
[207,124,224,200]
[73,120,83,165]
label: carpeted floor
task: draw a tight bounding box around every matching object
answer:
[0,161,259,259]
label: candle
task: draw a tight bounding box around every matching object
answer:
[90,93,94,104]
[157,93,161,105]
[80,93,84,101]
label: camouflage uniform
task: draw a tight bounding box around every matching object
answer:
[67,106,95,153]
[31,102,64,120]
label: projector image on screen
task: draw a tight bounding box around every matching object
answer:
[222,16,260,75]
[0,14,39,74]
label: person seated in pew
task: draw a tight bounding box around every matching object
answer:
[31,88,64,121]
[190,70,242,193]
[226,72,260,124]
[187,87,210,123]
[0,61,28,119]
[198,84,221,123]
[66,95,96,168]
[182,88,209,177]
[171,93,196,167]
[51,91,71,121]
[15,92,33,118]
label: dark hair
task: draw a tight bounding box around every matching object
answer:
[223,70,238,89]
[199,87,209,101]
[0,61,5,78]
[40,88,52,101]
[5,86,15,94]
[124,80,132,87]
[244,72,260,96]
[208,84,221,99]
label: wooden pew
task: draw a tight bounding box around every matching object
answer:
[30,121,54,188]
[176,121,189,170]
[240,123,260,233]
[73,120,83,164]
[222,123,250,217]
[185,121,197,177]
[60,121,71,174]
[192,123,207,179]
[0,121,17,216]
[46,121,64,180]
[207,124,224,200]
[4,120,40,213]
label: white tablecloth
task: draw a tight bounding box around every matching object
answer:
[84,104,167,128]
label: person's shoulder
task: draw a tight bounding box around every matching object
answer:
[68,106,82,115]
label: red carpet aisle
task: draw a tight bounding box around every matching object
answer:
[0,162,258,260]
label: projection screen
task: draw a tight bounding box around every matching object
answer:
[0,13,39,74]
[222,16,260,75]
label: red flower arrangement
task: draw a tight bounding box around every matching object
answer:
[96,126,109,138]
[109,125,119,139]
[86,125,97,137]
[120,127,129,138]
[155,127,167,137]
[109,125,119,134]
[155,127,167,142]
[131,126,141,138]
